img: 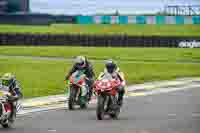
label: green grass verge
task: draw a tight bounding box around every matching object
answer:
[0,24,200,36]
[1,57,200,98]
[0,46,200,62]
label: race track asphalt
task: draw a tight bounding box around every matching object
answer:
[1,87,200,133]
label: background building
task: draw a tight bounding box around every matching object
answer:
[19,0,29,12]
[0,0,8,13]
[0,0,29,13]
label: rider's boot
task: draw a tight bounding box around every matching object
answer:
[88,88,93,101]
[117,86,125,106]
[117,96,123,106]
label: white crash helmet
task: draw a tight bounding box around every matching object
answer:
[74,56,86,69]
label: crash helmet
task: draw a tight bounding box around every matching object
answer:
[75,56,86,69]
[105,59,117,74]
[1,73,15,88]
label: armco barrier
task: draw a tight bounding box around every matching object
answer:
[0,33,200,47]
[0,14,199,25]
[0,14,75,25]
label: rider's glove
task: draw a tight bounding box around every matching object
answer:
[121,81,126,86]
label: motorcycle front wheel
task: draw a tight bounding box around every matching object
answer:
[68,87,78,110]
[96,94,107,120]
[1,111,16,128]
[109,96,120,119]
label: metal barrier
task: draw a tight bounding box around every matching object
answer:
[0,14,75,25]
[0,14,199,25]
[0,33,199,47]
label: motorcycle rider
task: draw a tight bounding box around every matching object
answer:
[65,56,95,101]
[0,73,23,121]
[98,59,126,106]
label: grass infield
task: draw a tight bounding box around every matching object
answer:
[0,57,200,98]
[0,24,199,36]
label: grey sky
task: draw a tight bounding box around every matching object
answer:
[30,0,200,15]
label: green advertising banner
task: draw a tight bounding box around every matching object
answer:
[75,15,200,24]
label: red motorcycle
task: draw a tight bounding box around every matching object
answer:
[0,90,16,128]
[94,74,121,120]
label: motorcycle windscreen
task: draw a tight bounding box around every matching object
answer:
[101,73,113,80]
[72,71,85,85]
[0,85,9,92]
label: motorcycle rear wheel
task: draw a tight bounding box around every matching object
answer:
[109,107,120,119]
[79,96,87,109]
[80,103,87,109]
